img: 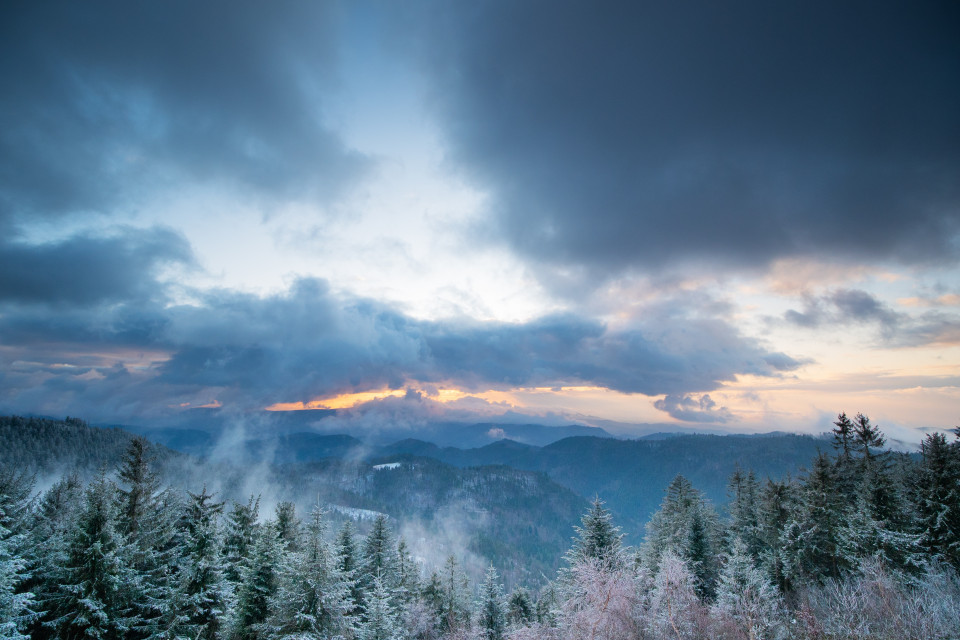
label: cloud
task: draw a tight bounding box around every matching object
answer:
[0,227,193,307]
[0,0,368,225]
[653,393,732,423]
[783,288,960,346]
[410,1,960,282]
[0,276,799,424]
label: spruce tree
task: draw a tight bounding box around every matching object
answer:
[727,467,761,559]
[45,473,138,640]
[267,506,356,639]
[171,487,227,640]
[273,501,300,554]
[712,538,783,640]
[477,565,507,640]
[362,514,397,592]
[918,432,960,568]
[360,575,400,640]
[233,523,281,640]
[223,496,260,586]
[506,587,534,627]
[0,510,38,640]
[566,496,623,568]
[395,537,420,604]
[336,520,364,617]
[438,555,471,635]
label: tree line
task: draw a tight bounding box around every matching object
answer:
[1,412,959,639]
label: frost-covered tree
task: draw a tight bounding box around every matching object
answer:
[362,515,397,592]
[224,496,261,585]
[727,466,761,558]
[361,575,401,640]
[45,473,138,640]
[273,501,300,555]
[565,496,623,568]
[918,432,960,569]
[712,538,784,640]
[336,520,364,617]
[506,587,534,627]
[267,506,355,639]
[476,565,506,640]
[395,537,420,604]
[170,486,228,640]
[648,551,703,640]
[0,511,38,640]
[438,555,472,635]
[757,477,797,592]
[558,558,640,640]
[233,523,282,640]
[782,453,854,583]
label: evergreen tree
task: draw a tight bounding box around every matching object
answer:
[171,487,227,640]
[0,510,38,640]
[362,514,397,592]
[918,432,960,568]
[712,538,783,640]
[233,524,281,640]
[782,453,854,583]
[506,587,534,627]
[273,501,300,554]
[438,555,471,635]
[267,506,355,639]
[336,520,364,617]
[395,537,420,604]
[224,496,261,585]
[831,412,857,497]
[116,437,161,540]
[756,477,797,592]
[565,496,623,568]
[477,565,507,640]
[45,473,138,639]
[726,467,761,559]
[360,575,400,640]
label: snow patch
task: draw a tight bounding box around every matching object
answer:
[329,504,388,521]
[373,462,402,470]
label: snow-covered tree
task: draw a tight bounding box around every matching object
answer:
[224,496,261,585]
[233,523,282,640]
[45,473,139,639]
[712,537,785,640]
[170,486,228,640]
[362,515,397,592]
[506,587,534,627]
[0,511,38,640]
[648,551,703,640]
[565,496,623,568]
[918,432,960,569]
[361,575,401,640]
[476,565,506,640]
[267,506,356,639]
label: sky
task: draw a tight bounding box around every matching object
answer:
[1,0,958,442]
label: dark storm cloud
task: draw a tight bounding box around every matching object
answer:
[413,0,960,279]
[0,277,799,422]
[783,288,960,346]
[0,227,193,307]
[0,0,367,224]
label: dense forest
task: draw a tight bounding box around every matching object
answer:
[2,413,960,639]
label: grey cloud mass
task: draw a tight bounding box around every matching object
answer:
[0,1,367,224]
[414,0,960,279]
[0,276,798,423]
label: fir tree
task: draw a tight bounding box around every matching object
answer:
[362,514,397,592]
[831,412,857,497]
[267,506,355,639]
[727,467,761,559]
[918,432,960,568]
[171,487,227,640]
[336,520,364,617]
[45,473,138,640]
[438,555,471,635]
[712,538,783,640]
[566,496,623,568]
[506,587,534,627]
[224,496,260,585]
[360,575,400,640]
[757,477,797,592]
[477,565,507,640]
[0,510,39,640]
[116,437,161,540]
[273,501,300,554]
[233,523,281,640]
[395,537,420,604]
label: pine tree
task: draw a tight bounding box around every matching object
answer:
[362,514,397,592]
[45,473,138,640]
[360,575,400,640]
[506,587,534,627]
[224,496,260,585]
[727,467,761,559]
[918,432,960,568]
[781,453,854,583]
[712,538,784,640]
[273,501,300,554]
[831,412,857,497]
[566,496,623,568]
[395,537,420,604]
[438,555,471,635]
[336,520,364,617]
[477,565,506,640]
[233,523,281,640]
[756,477,797,592]
[171,487,227,640]
[0,509,39,640]
[267,506,356,639]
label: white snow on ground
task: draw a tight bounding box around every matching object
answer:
[329,504,388,521]
[372,462,402,470]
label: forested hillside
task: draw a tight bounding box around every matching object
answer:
[2,413,959,639]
